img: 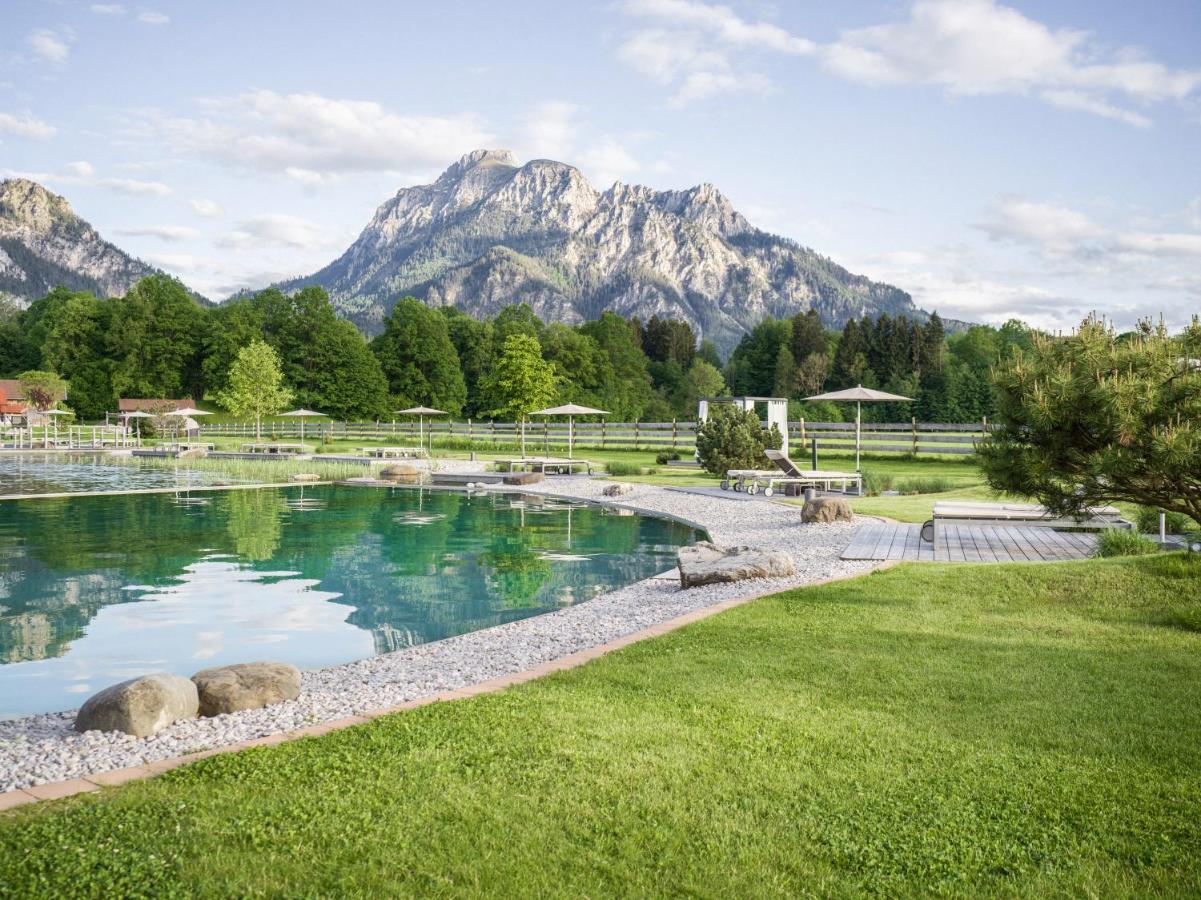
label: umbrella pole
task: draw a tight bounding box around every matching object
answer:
[568,415,573,459]
[856,400,861,473]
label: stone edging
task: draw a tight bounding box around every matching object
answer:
[0,560,900,813]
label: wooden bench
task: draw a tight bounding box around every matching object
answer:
[495,457,593,475]
[923,501,1133,543]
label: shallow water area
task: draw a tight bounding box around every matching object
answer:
[0,483,697,717]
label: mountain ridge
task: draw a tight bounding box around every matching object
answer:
[0,178,173,304]
[277,150,930,351]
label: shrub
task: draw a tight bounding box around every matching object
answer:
[695,406,783,477]
[1137,506,1196,535]
[896,476,955,495]
[859,468,885,496]
[655,451,682,465]
[1096,529,1160,558]
[605,460,645,477]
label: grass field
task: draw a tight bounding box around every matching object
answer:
[3,554,1200,896]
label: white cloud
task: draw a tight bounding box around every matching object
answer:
[523,101,581,160]
[27,30,70,64]
[100,177,171,196]
[147,90,494,180]
[614,1,810,105]
[117,225,202,242]
[578,137,642,186]
[0,111,57,140]
[976,198,1106,256]
[1,162,170,197]
[137,11,169,25]
[90,4,127,14]
[189,198,223,218]
[218,214,338,251]
[516,101,646,186]
[821,0,1201,126]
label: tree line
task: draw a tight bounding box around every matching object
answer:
[0,274,1032,423]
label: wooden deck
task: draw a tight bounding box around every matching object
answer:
[842,523,1098,562]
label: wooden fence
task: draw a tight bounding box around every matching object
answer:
[200,418,989,456]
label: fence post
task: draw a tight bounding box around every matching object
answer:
[799,417,806,444]
[912,417,918,455]
[671,419,677,449]
[634,420,640,450]
[601,419,606,449]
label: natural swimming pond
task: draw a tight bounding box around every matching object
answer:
[0,485,699,718]
[0,453,229,496]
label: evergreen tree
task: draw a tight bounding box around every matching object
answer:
[831,318,864,387]
[643,316,697,367]
[790,309,826,366]
[370,297,467,414]
[696,338,722,369]
[772,345,796,397]
[442,308,494,418]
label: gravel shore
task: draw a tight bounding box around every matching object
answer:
[0,476,874,792]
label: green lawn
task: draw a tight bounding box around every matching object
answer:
[3,554,1200,896]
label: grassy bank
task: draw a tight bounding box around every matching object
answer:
[3,554,1200,896]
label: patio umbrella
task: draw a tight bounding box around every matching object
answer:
[804,384,912,471]
[164,407,212,441]
[121,409,155,442]
[396,406,446,452]
[278,408,326,442]
[532,404,609,459]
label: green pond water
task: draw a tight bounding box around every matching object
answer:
[0,485,699,718]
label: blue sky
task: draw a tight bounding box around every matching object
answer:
[2,0,1199,330]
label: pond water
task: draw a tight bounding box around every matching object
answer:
[0,453,227,496]
[0,485,698,718]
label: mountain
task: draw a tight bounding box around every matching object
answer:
[0,178,166,305]
[278,150,927,351]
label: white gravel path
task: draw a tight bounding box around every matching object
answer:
[0,476,874,792]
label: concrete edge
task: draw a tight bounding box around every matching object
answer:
[0,560,899,813]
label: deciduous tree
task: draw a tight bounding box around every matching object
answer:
[216,341,292,439]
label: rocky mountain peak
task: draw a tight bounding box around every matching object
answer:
[0,179,78,236]
[280,150,924,350]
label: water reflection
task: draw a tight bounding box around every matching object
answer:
[0,485,697,717]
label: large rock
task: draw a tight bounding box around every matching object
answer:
[192,661,301,717]
[75,674,199,737]
[677,542,796,588]
[802,497,853,524]
[379,463,422,484]
[502,471,544,485]
[603,482,635,497]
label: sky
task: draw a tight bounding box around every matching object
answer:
[1,0,1199,331]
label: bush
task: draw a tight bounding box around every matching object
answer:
[1137,506,1196,535]
[860,468,888,496]
[605,460,645,477]
[655,451,682,465]
[896,476,955,495]
[695,406,783,477]
[1096,529,1160,558]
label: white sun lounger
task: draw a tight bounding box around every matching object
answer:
[922,501,1133,543]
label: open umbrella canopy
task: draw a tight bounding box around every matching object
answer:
[38,409,71,415]
[279,408,326,417]
[531,404,609,458]
[164,407,213,417]
[804,384,912,473]
[805,385,912,402]
[395,406,447,416]
[121,410,156,419]
[532,404,609,416]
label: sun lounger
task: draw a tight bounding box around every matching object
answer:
[922,501,1133,543]
[729,449,862,496]
[496,456,593,475]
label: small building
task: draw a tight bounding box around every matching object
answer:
[0,381,29,426]
[118,398,196,414]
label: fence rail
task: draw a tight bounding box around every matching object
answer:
[198,417,989,456]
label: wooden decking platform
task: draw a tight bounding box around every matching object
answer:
[842,522,1098,562]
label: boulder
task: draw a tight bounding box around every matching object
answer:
[290,473,320,482]
[503,471,544,486]
[75,673,199,737]
[379,463,422,484]
[677,542,796,588]
[801,497,854,524]
[603,482,635,497]
[192,661,301,717]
